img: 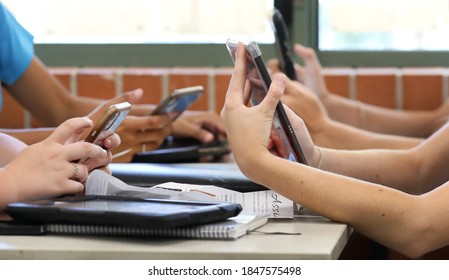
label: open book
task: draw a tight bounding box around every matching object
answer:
[86,170,295,218]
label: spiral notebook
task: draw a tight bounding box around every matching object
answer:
[0,214,268,240]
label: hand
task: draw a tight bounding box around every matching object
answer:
[112,114,172,162]
[172,110,227,143]
[85,89,172,163]
[282,105,322,168]
[281,79,330,135]
[221,43,286,171]
[267,43,330,99]
[2,118,109,205]
[292,43,330,99]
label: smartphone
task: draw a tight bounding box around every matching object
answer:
[150,86,203,121]
[270,9,298,81]
[84,101,132,146]
[226,39,308,164]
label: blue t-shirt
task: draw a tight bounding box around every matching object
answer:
[0,3,34,109]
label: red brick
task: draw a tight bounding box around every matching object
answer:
[123,68,166,105]
[77,68,117,99]
[168,68,210,111]
[355,68,397,108]
[402,68,443,110]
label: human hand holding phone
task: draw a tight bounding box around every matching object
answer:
[226,39,308,164]
[78,102,131,164]
[150,86,203,122]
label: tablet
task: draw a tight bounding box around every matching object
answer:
[4,195,242,229]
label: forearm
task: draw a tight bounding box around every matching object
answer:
[313,119,423,150]
[323,93,443,137]
[316,147,422,192]
[1,128,54,145]
[0,134,27,166]
[243,153,427,258]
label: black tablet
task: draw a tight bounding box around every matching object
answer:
[5,195,242,229]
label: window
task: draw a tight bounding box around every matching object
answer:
[292,0,449,66]
[2,0,276,67]
[319,0,449,51]
[3,0,274,44]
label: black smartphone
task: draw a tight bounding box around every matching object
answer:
[226,39,308,164]
[84,101,132,146]
[270,9,298,81]
[150,85,203,121]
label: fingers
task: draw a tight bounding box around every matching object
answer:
[260,73,287,116]
[294,44,322,69]
[69,162,89,182]
[183,122,215,143]
[121,88,143,104]
[102,89,144,108]
[101,133,121,150]
[123,114,170,130]
[64,141,108,163]
[266,59,282,73]
[63,180,85,195]
[226,43,248,106]
[48,117,93,144]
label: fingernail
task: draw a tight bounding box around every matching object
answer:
[83,117,93,125]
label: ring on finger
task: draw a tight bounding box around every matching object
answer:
[71,162,79,178]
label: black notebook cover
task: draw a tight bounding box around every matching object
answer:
[132,137,231,163]
[110,163,268,193]
[4,195,242,229]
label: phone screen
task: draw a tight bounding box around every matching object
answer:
[226,39,307,164]
[151,86,203,121]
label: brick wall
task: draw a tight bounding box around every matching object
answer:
[1,66,447,129]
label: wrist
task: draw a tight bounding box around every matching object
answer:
[0,168,19,210]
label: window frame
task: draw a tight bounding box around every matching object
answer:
[34,0,448,68]
[34,43,276,67]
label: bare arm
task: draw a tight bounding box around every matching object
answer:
[4,56,225,159]
[222,45,449,258]
[280,77,423,150]
[0,133,26,166]
[4,57,102,125]
[322,92,448,137]
[288,43,448,138]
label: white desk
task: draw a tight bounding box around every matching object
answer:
[0,214,349,260]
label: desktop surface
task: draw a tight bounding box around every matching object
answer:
[0,214,349,260]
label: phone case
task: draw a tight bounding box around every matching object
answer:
[150,85,203,121]
[271,9,297,80]
[84,102,131,145]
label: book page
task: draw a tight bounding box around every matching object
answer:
[86,170,294,218]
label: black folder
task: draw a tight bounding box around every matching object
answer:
[110,163,268,193]
[4,195,242,230]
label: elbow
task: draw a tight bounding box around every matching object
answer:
[389,214,436,259]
